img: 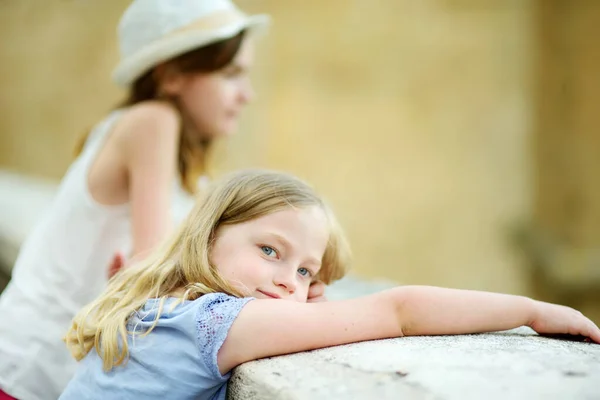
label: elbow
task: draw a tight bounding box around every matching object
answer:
[386,286,415,337]
[387,285,432,337]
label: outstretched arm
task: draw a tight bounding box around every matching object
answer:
[393,286,598,341]
[218,286,600,374]
[395,286,536,336]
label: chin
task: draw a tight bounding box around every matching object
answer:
[208,124,237,139]
[222,122,239,136]
[220,129,237,138]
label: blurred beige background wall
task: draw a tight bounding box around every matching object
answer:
[528,0,600,322]
[1,1,598,318]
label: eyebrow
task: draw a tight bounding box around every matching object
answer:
[264,232,322,268]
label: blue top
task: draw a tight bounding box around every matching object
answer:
[59,293,254,400]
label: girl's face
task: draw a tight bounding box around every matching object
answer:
[210,206,330,302]
[164,38,255,139]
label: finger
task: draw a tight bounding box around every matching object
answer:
[586,321,600,344]
[116,252,125,265]
[108,253,126,279]
[108,264,120,279]
[109,252,121,264]
[307,281,326,299]
[307,295,328,303]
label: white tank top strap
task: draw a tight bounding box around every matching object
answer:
[74,108,128,211]
[81,109,125,158]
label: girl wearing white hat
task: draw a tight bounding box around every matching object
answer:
[0,2,321,400]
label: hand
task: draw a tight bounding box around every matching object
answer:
[529,300,600,343]
[107,252,126,280]
[307,280,327,303]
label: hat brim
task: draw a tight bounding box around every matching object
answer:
[112,14,270,87]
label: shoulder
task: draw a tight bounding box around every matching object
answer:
[117,101,181,147]
[114,101,181,162]
[193,293,254,378]
[194,293,254,323]
[126,100,180,129]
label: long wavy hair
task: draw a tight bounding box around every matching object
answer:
[74,31,246,193]
[64,169,352,371]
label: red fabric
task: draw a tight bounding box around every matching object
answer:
[0,389,18,400]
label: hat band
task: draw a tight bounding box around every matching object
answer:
[168,8,248,38]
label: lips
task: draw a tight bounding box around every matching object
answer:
[257,290,281,299]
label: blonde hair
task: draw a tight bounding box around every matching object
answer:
[65,169,351,371]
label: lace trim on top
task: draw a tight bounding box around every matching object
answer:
[195,293,254,379]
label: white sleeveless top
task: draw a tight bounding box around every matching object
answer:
[0,110,200,400]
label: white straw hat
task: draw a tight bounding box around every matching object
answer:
[112,0,270,87]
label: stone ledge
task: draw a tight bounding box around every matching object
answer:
[228,327,600,400]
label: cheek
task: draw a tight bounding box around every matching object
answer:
[186,86,218,112]
[195,87,232,125]
[180,78,219,110]
[211,242,244,279]
[221,253,267,282]
[212,79,241,105]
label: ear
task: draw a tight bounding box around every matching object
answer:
[154,63,185,96]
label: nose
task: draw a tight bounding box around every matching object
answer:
[273,268,297,295]
[238,78,255,104]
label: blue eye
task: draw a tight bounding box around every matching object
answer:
[261,246,277,258]
[297,267,311,277]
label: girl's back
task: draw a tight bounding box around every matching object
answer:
[0,108,195,400]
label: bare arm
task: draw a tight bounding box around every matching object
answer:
[218,286,600,374]
[219,289,401,374]
[396,286,536,336]
[122,102,181,256]
[394,286,599,341]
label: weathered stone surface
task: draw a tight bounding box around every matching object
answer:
[228,277,600,400]
[228,327,600,400]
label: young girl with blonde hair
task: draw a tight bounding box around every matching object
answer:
[60,169,600,399]
[0,2,337,400]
